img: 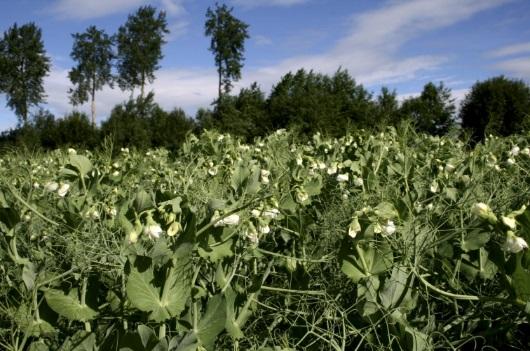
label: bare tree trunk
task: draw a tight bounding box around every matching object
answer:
[218,69,222,102]
[141,71,145,100]
[91,81,96,127]
[91,96,96,127]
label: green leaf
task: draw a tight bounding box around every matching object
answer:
[44,289,98,322]
[126,254,192,322]
[137,324,157,349]
[340,241,393,283]
[224,287,244,340]
[59,330,96,351]
[134,189,153,212]
[68,154,93,178]
[22,262,37,291]
[462,230,490,252]
[304,175,322,196]
[374,202,398,219]
[197,295,227,350]
[379,266,411,309]
[512,253,530,302]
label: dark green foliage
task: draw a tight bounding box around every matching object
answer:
[101,96,154,149]
[399,82,455,135]
[268,69,374,136]
[0,23,50,124]
[68,26,114,126]
[116,6,169,98]
[209,82,270,140]
[205,3,249,99]
[460,76,530,143]
[55,111,99,148]
[32,109,58,149]
[374,87,399,129]
[101,94,195,150]
[151,108,196,151]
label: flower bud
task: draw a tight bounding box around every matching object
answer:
[504,231,528,253]
[471,202,497,224]
[167,221,182,237]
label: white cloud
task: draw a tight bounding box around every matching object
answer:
[254,35,272,46]
[51,0,147,19]
[51,0,188,22]
[495,57,530,79]
[41,65,217,123]
[488,42,530,58]
[235,0,509,90]
[231,0,308,8]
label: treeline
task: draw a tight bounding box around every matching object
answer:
[1,3,530,151]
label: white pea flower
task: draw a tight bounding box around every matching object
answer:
[89,209,100,220]
[444,164,456,173]
[57,183,70,197]
[144,222,163,240]
[327,163,338,175]
[45,181,59,192]
[251,209,261,218]
[501,216,517,230]
[121,147,129,154]
[506,158,516,166]
[258,224,270,234]
[471,202,497,224]
[353,176,364,187]
[296,157,303,166]
[33,182,40,189]
[208,166,218,176]
[426,203,434,211]
[295,188,309,203]
[521,147,530,156]
[336,173,349,182]
[68,148,77,155]
[262,208,280,219]
[214,214,240,227]
[382,220,396,236]
[260,169,270,184]
[510,146,520,156]
[167,221,182,237]
[348,217,361,238]
[430,181,439,193]
[112,171,120,177]
[504,232,528,253]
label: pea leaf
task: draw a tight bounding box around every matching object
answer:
[44,289,98,322]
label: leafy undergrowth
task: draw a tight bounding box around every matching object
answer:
[1,127,529,350]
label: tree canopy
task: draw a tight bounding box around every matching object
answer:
[399,82,455,135]
[460,76,530,143]
[116,6,168,99]
[0,22,50,124]
[69,25,114,126]
[205,3,249,100]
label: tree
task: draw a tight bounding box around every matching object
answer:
[374,87,399,128]
[399,82,455,135]
[68,26,114,126]
[205,3,249,101]
[116,6,168,99]
[460,76,530,143]
[268,69,374,136]
[0,23,50,124]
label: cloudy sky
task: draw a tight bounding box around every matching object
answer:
[1,0,529,130]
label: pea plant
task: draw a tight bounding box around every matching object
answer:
[0,128,529,350]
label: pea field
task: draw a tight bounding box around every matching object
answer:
[1,127,529,350]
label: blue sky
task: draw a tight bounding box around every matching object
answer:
[1,0,530,130]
